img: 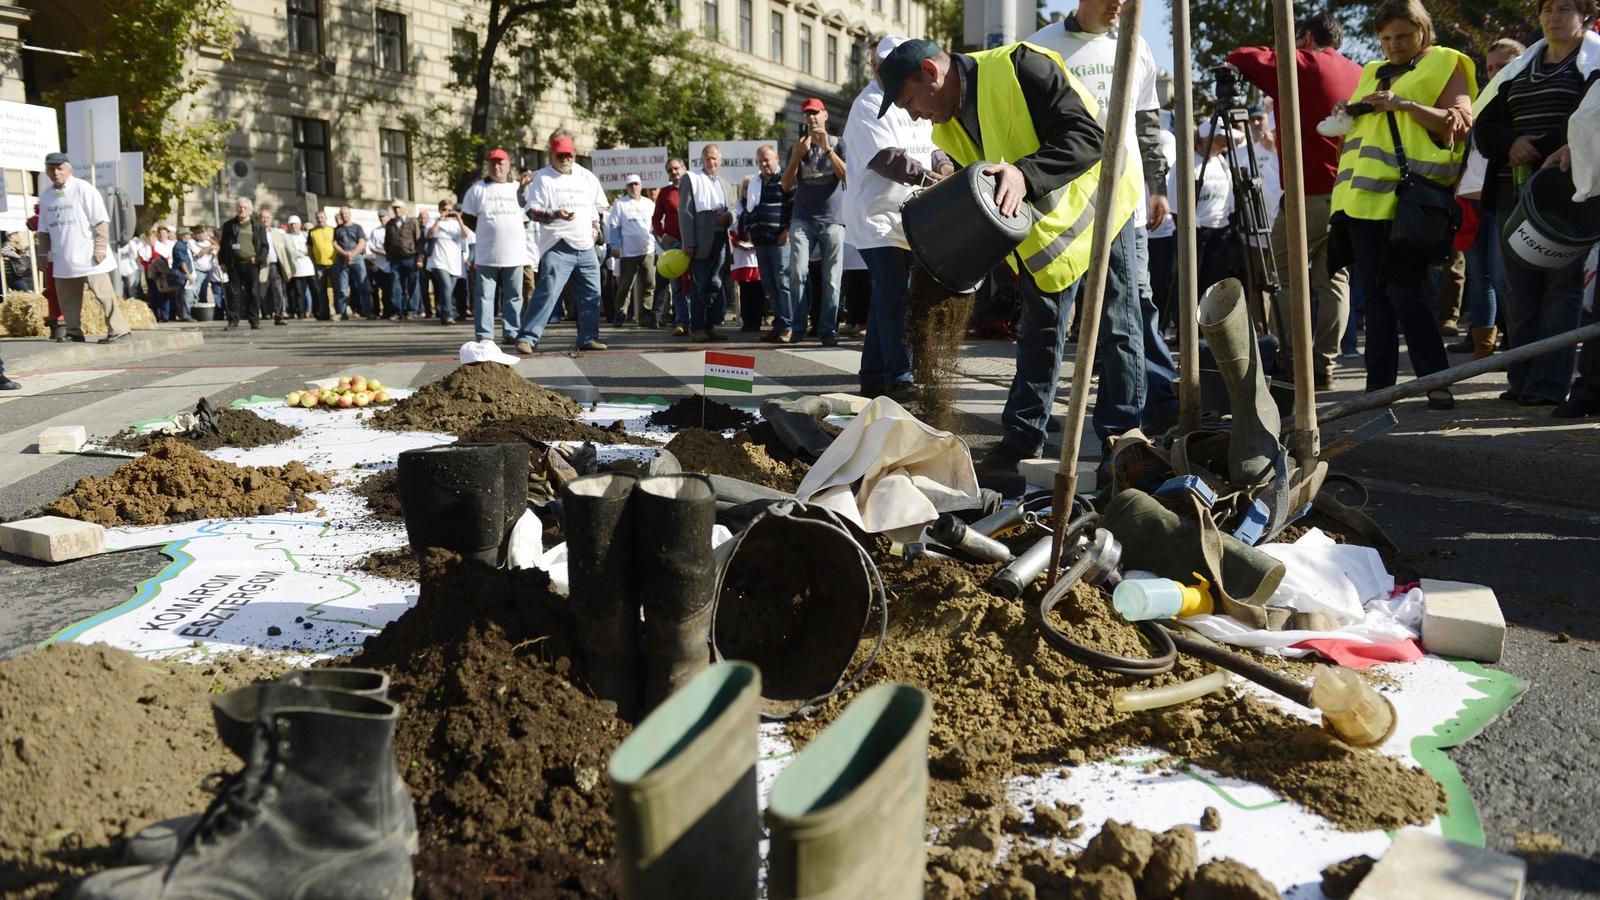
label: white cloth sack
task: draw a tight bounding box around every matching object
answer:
[794,396,980,541]
[1256,527,1395,624]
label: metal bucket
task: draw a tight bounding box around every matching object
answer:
[1502,166,1600,270]
[901,163,1032,293]
[192,305,216,322]
[710,500,887,720]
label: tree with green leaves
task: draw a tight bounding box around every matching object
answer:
[47,0,239,221]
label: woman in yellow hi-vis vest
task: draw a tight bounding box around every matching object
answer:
[1330,0,1476,410]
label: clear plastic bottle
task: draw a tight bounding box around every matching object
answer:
[1112,575,1215,621]
[1310,664,1396,747]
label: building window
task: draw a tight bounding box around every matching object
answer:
[799,23,814,74]
[849,39,864,81]
[292,117,331,196]
[518,148,545,173]
[769,10,784,64]
[893,0,902,21]
[380,129,412,200]
[287,0,321,55]
[519,48,539,96]
[738,0,753,52]
[702,0,719,40]
[450,28,476,86]
[376,9,406,72]
[826,33,839,83]
[872,0,882,12]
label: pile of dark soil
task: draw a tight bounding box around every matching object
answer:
[357,547,419,581]
[458,416,641,446]
[103,407,301,453]
[663,428,807,492]
[790,553,1445,851]
[368,363,582,436]
[907,265,976,432]
[45,440,331,526]
[647,396,759,432]
[355,469,404,521]
[0,644,286,899]
[340,550,625,897]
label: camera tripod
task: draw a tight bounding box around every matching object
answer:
[1196,66,1281,325]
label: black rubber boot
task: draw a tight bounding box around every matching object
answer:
[397,443,507,565]
[636,474,718,713]
[501,442,532,539]
[563,472,643,721]
[76,684,415,899]
[121,670,405,866]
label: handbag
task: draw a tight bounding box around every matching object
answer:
[1383,84,1461,262]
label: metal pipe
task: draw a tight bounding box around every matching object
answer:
[929,515,1015,564]
[1272,0,1320,469]
[1171,0,1202,435]
[969,503,1026,537]
[1050,0,1143,583]
[987,534,1055,599]
[1317,320,1600,424]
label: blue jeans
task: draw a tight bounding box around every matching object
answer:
[524,242,602,346]
[1089,218,1147,441]
[788,216,844,337]
[1464,202,1507,331]
[332,258,370,316]
[859,246,913,389]
[1504,249,1586,403]
[391,257,420,317]
[1134,227,1180,428]
[755,244,794,334]
[690,239,728,333]
[1001,266,1083,455]
[430,269,457,322]
[1347,217,1448,391]
[473,265,523,341]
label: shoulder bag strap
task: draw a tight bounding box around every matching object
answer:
[1380,75,1414,183]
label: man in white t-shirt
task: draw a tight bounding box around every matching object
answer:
[427,197,474,325]
[605,174,657,325]
[459,147,530,345]
[39,152,130,342]
[1023,0,1180,446]
[843,33,945,399]
[523,131,610,352]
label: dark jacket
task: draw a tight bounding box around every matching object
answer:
[744,173,794,246]
[219,216,268,270]
[384,217,421,259]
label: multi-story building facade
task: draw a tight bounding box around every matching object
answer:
[16,0,927,225]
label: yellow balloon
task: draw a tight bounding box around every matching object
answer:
[657,248,690,280]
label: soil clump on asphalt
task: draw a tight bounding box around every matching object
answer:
[664,428,807,491]
[789,553,1445,852]
[458,415,641,446]
[647,396,760,432]
[368,363,582,436]
[44,439,331,526]
[907,266,975,432]
[355,468,404,521]
[357,546,420,581]
[103,407,302,453]
[0,643,286,898]
[341,549,625,897]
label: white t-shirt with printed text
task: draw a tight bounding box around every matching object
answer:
[525,164,609,256]
[460,179,530,269]
[41,176,117,278]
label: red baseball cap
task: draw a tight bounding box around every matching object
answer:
[485,148,510,161]
[801,98,825,113]
[551,135,577,155]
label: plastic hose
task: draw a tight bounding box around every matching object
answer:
[1161,626,1314,708]
[1112,669,1229,712]
[1035,521,1180,680]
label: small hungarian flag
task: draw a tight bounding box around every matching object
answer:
[704,351,756,393]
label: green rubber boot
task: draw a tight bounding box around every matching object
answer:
[766,683,932,900]
[1199,278,1283,488]
[608,661,761,900]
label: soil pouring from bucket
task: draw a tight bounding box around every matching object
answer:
[907,265,976,432]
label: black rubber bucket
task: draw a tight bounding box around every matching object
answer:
[1502,165,1600,270]
[710,501,887,720]
[397,443,507,565]
[901,163,1032,293]
[500,442,531,532]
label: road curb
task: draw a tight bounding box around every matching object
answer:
[1337,430,1600,511]
[7,331,204,375]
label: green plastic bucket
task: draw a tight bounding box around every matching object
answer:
[1502,165,1600,270]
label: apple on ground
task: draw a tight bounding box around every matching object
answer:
[337,393,355,409]
[367,379,384,391]
[299,393,319,408]
[353,392,371,408]
[286,391,303,406]
[373,389,391,404]
[337,377,352,391]
[351,377,368,393]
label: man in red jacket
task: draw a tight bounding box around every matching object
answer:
[651,157,689,332]
[1227,11,1361,390]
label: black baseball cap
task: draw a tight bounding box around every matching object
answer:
[876,39,942,118]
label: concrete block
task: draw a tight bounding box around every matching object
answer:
[37,425,87,454]
[0,516,107,563]
[821,392,871,415]
[1017,459,1099,491]
[1351,827,1525,900]
[1421,578,1507,662]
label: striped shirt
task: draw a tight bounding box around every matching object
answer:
[1505,46,1586,145]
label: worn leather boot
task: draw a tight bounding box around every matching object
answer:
[636,474,718,713]
[76,684,415,899]
[609,662,761,900]
[564,472,643,720]
[1199,279,1283,488]
[121,670,408,866]
[1471,326,1499,361]
[766,683,932,900]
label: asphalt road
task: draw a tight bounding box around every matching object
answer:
[1,320,1596,896]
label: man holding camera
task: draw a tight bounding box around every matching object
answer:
[781,97,848,346]
[1226,12,1361,390]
